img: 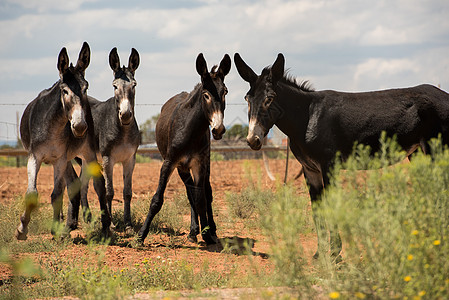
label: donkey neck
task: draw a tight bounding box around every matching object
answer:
[47,81,72,127]
[181,84,210,133]
[273,81,313,139]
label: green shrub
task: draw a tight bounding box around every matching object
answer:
[135,154,151,164]
[259,183,313,289]
[317,137,449,299]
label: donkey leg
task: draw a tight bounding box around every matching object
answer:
[102,156,115,228]
[322,168,343,261]
[138,160,175,242]
[122,155,136,229]
[330,224,343,263]
[303,168,328,259]
[79,161,92,223]
[191,163,215,245]
[65,162,81,230]
[16,154,41,240]
[88,161,111,238]
[177,169,199,243]
[51,159,68,236]
[205,176,217,242]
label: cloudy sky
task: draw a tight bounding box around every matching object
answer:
[1,0,448,143]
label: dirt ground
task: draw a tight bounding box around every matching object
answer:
[0,157,317,296]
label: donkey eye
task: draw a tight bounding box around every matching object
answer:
[62,89,69,96]
[263,97,273,109]
[203,93,211,102]
[113,84,118,90]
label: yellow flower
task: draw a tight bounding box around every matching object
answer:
[407,254,413,261]
[433,240,441,246]
[86,162,102,177]
[411,230,419,235]
[404,276,412,282]
[329,292,340,299]
[418,291,426,296]
[355,292,366,299]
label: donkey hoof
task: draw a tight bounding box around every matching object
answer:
[124,225,134,235]
[109,222,116,230]
[83,211,92,223]
[66,222,78,231]
[187,234,198,243]
[202,233,217,245]
[313,251,320,259]
[332,254,343,264]
[15,228,28,240]
[211,234,218,244]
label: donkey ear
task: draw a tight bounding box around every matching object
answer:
[57,47,70,77]
[196,53,208,77]
[270,53,285,85]
[75,42,90,75]
[234,53,258,84]
[128,48,140,74]
[109,47,120,73]
[218,54,231,79]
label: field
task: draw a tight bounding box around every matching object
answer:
[0,158,317,299]
[2,143,449,299]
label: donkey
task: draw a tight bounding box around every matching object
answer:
[73,48,140,230]
[17,42,110,240]
[138,53,231,244]
[234,52,449,261]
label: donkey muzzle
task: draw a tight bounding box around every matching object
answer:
[211,111,225,140]
[212,125,226,140]
[120,111,133,125]
[72,121,87,138]
[247,120,265,150]
[247,135,262,150]
[119,99,133,125]
[71,107,87,138]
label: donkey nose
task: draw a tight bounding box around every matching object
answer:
[212,125,226,140]
[72,121,87,137]
[120,111,133,125]
[247,135,262,150]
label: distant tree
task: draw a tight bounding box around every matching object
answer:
[140,113,160,145]
[225,124,248,140]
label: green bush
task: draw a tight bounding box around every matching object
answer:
[317,137,449,299]
[135,154,151,164]
[259,183,313,288]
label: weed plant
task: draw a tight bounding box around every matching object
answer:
[317,136,449,299]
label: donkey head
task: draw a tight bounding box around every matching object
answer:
[234,53,285,150]
[57,42,91,138]
[109,48,140,126]
[196,53,231,140]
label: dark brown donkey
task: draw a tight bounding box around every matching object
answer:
[17,42,110,240]
[234,52,449,261]
[138,53,231,244]
[71,48,140,231]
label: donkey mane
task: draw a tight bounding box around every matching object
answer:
[210,65,219,79]
[262,67,314,92]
